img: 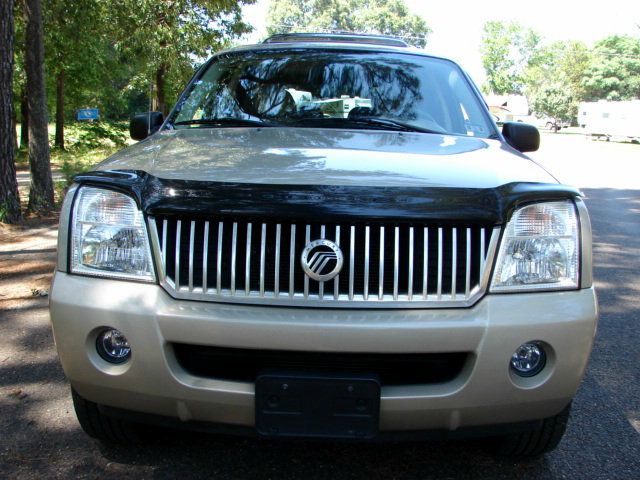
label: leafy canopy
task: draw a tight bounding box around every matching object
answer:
[108,0,256,107]
[526,40,591,122]
[582,35,640,101]
[267,0,430,48]
[481,20,542,95]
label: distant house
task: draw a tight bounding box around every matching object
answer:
[485,94,530,123]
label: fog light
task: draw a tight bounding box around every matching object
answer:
[96,328,131,364]
[510,342,546,377]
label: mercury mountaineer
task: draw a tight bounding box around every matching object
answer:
[49,33,598,457]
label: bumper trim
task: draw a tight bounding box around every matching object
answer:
[98,403,554,442]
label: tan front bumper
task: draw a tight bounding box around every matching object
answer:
[49,272,598,432]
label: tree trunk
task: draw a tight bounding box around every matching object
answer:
[20,87,28,149]
[24,0,54,213]
[11,109,19,154]
[0,0,22,223]
[55,69,64,149]
[155,63,167,116]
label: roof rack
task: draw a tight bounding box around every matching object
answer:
[262,32,409,48]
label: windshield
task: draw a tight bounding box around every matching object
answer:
[169,49,495,138]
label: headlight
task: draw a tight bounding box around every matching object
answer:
[491,200,579,292]
[70,186,155,282]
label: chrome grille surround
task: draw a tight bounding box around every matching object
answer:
[149,217,500,309]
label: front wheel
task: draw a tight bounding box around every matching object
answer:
[71,388,142,444]
[493,402,572,457]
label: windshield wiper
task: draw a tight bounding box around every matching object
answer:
[279,116,446,134]
[172,118,271,128]
[345,117,447,134]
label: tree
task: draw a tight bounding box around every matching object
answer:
[582,35,640,101]
[24,0,55,213]
[530,83,576,128]
[481,21,541,95]
[109,0,256,116]
[266,0,430,48]
[524,40,590,126]
[524,41,590,100]
[44,0,110,149]
[12,2,28,150]
[1,0,22,223]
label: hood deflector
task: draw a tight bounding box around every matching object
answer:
[74,169,581,224]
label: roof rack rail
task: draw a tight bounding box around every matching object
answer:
[262,32,409,48]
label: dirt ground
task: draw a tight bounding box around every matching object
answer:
[0,216,72,477]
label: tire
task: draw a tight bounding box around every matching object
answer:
[493,402,572,458]
[71,387,142,444]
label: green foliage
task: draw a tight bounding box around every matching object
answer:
[481,21,542,95]
[482,27,640,123]
[582,35,640,101]
[524,40,590,124]
[267,0,430,48]
[109,0,256,110]
[530,83,576,123]
[13,0,255,124]
[525,41,590,98]
[52,121,129,185]
[64,122,128,149]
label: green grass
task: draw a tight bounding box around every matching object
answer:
[15,120,131,206]
[16,120,130,176]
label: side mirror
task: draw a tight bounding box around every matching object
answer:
[502,122,540,153]
[130,111,164,140]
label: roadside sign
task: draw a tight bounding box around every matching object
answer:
[77,109,100,121]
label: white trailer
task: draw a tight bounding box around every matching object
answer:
[578,100,640,140]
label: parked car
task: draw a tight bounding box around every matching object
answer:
[50,32,598,458]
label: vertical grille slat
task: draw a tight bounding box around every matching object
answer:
[451,227,457,299]
[153,216,498,307]
[465,227,471,298]
[319,225,326,299]
[304,225,310,299]
[437,227,443,300]
[246,223,253,295]
[274,224,281,297]
[408,227,414,300]
[216,222,223,294]
[161,219,168,277]
[393,226,399,300]
[231,222,238,295]
[480,227,486,278]
[422,227,429,299]
[188,221,195,292]
[378,226,385,300]
[334,225,341,300]
[202,221,209,292]
[289,224,296,298]
[260,223,267,297]
[349,226,355,300]
[175,220,182,289]
[364,226,370,300]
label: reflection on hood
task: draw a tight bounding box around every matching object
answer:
[96,128,556,188]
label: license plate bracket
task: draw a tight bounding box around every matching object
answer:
[255,371,380,439]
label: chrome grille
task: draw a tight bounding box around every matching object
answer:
[150,217,500,308]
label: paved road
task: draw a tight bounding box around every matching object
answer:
[1,133,638,479]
